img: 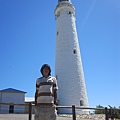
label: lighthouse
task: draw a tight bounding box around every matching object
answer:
[55,0,89,114]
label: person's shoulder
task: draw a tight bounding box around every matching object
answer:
[36,77,43,82]
[50,76,56,80]
[50,76,57,83]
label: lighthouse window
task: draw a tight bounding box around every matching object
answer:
[57,31,59,35]
[80,100,84,106]
[57,12,60,17]
[56,74,58,80]
[73,49,77,54]
[69,11,72,14]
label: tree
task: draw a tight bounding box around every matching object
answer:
[94,105,105,114]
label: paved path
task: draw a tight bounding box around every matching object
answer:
[0,114,96,120]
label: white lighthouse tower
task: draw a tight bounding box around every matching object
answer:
[55,0,89,114]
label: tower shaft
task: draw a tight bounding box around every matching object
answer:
[55,1,89,113]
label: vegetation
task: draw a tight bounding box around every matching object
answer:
[94,105,105,114]
[94,105,120,119]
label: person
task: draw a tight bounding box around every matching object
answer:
[114,112,117,120]
[111,111,115,120]
[34,64,58,120]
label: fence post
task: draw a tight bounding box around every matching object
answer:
[29,102,32,120]
[72,105,76,120]
[105,107,108,120]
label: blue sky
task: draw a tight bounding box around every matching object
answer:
[0,0,120,108]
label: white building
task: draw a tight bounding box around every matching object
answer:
[0,88,26,113]
[24,97,35,114]
[55,0,89,113]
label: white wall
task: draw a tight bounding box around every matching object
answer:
[55,1,89,114]
[0,93,2,113]
[0,92,25,113]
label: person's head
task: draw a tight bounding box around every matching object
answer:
[40,64,51,77]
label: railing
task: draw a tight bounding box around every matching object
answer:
[0,102,119,120]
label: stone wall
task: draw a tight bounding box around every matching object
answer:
[77,114,105,120]
[59,114,105,120]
